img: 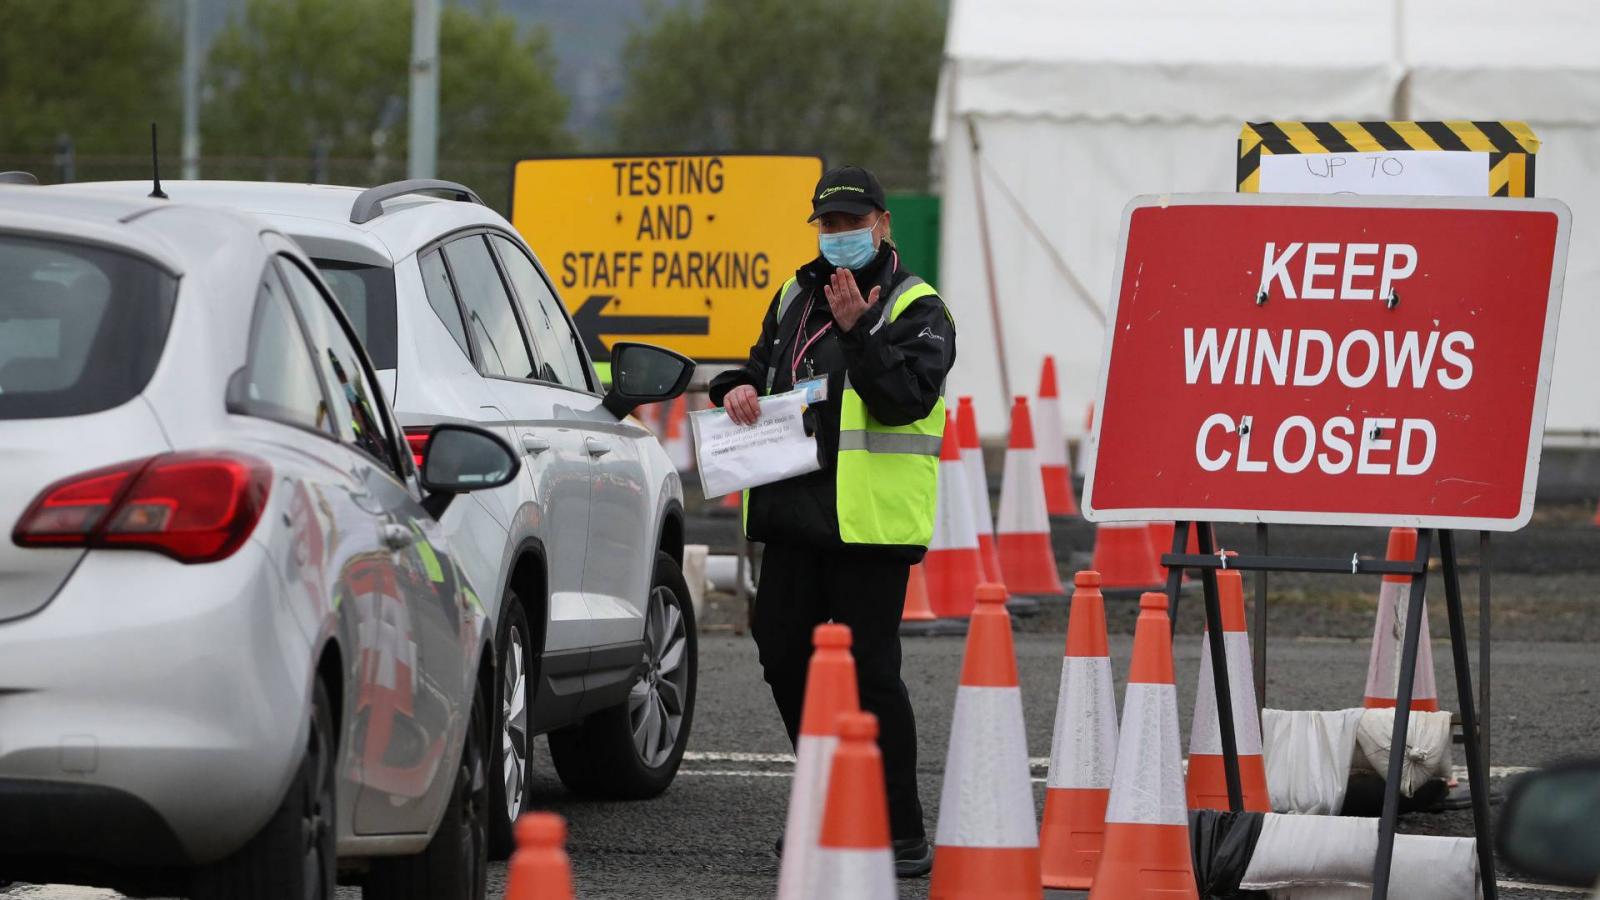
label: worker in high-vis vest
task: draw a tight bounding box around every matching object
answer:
[709,164,955,878]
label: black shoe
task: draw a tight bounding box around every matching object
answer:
[892,836,933,878]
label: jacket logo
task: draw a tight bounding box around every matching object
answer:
[917,325,945,343]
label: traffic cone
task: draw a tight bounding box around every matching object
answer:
[777,624,859,900]
[1147,521,1200,581]
[1075,402,1095,479]
[807,712,896,900]
[1040,571,1119,890]
[902,563,963,637]
[930,584,1042,898]
[926,410,984,619]
[996,397,1065,597]
[1187,552,1271,813]
[1088,592,1198,900]
[1089,522,1165,596]
[505,812,574,900]
[664,394,693,474]
[1363,528,1439,712]
[1036,355,1078,517]
[956,397,1004,585]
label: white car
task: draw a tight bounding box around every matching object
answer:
[57,179,701,855]
[0,184,522,898]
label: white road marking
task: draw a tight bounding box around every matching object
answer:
[683,750,1534,781]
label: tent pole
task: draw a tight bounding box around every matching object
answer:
[965,115,1013,404]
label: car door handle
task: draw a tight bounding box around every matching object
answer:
[380,523,416,550]
[584,437,611,458]
[521,434,552,456]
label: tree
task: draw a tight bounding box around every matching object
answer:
[611,0,946,190]
[204,0,570,192]
[0,0,178,160]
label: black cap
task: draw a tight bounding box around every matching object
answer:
[808,165,886,221]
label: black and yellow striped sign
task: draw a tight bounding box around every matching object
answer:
[1238,121,1539,197]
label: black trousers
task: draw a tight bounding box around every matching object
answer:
[752,542,926,841]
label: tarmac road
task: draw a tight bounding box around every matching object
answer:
[11,627,1595,899]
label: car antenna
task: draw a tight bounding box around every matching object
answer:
[148,122,168,200]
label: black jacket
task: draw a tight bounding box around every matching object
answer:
[708,241,957,559]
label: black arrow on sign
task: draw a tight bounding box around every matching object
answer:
[572,294,710,362]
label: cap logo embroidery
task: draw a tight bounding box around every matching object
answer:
[817,185,867,200]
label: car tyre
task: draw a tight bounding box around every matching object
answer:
[549,551,696,799]
[192,679,337,900]
[364,685,490,900]
[488,592,534,860]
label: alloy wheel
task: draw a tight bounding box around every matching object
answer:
[630,585,688,768]
[500,626,528,822]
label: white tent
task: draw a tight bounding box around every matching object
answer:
[936,0,1600,442]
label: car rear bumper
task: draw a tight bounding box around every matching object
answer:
[0,539,315,868]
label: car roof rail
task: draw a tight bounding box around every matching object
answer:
[0,171,40,185]
[349,178,484,225]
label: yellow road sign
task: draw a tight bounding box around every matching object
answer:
[510,154,824,363]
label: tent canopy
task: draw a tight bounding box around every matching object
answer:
[937,0,1600,439]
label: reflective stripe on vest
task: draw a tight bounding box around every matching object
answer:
[765,277,805,395]
[836,277,947,547]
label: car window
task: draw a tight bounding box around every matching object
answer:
[0,234,177,420]
[440,235,535,380]
[418,249,471,361]
[277,257,398,470]
[489,234,591,391]
[312,260,398,370]
[237,266,331,434]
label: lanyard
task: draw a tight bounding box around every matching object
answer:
[791,289,832,383]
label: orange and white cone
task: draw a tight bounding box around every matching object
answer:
[956,397,1004,585]
[926,410,984,620]
[1187,552,1271,813]
[777,624,860,900]
[664,393,693,474]
[996,397,1065,597]
[1040,571,1119,890]
[807,711,897,900]
[1090,522,1165,595]
[901,562,939,631]
[1088,592,1198,900]
[506,812,574,900]
[930,584,1042,898]
[1363,528,1439,712]
[1075,402,1095,481]
[1036,355,1078,517]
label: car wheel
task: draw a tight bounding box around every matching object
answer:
[192,679,336,900]
[364,684,490,900]
[549,551,697,799]
[488,593,534,860]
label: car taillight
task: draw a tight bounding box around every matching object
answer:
[404,428,431,469]
[13,452,272,564]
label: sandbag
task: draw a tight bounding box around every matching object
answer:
[1261,709,1364,814]
[1241,814,1481,899]
[1350,708,1454,798]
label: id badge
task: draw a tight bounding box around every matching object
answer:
[794,376,829,404]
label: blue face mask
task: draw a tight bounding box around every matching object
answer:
[818,220,879,270]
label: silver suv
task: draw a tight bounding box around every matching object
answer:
[58,179,701,855]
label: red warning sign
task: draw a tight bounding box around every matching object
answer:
[1083,194,1570,531]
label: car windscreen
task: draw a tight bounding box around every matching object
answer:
[313,259,398,370]
[0,234,178,420]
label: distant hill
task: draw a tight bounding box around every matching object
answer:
[192,0,683,146]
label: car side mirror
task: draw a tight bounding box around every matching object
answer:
[418,425,520,516]
[602,341,695,418]
[1498,759,1600,888]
